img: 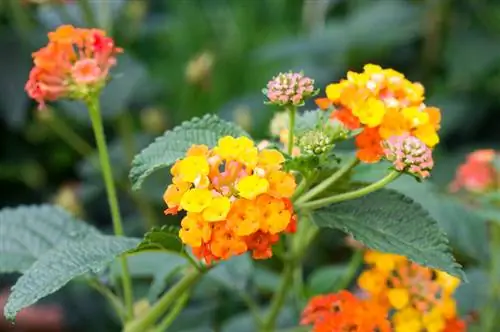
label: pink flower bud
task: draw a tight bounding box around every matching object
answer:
[383,133,434,179]
[264,72,316,106]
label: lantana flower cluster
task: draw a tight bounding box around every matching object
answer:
[300,290,391,332]
[163,136,297,263]
[358,251,465,332]
[450,149,499,193]
[264,72,316,106]
[316,64,441,164]
[25,25,122,108]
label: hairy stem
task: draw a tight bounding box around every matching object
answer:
[295,158,359,205]
[262,262,294,332]
[152,291,191,332]
[297,171,401,210]
[87,98,134,320]
[287,106,297,156]
[124,268,203,332]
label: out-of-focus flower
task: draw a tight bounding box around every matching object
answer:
[358,251,464,332]
[269,110,290,138]
[185,51,214,85]
[25,25,121,109]
[383,133,434,179]
[301,291,391,332]
[140,107,168,134]
[449,149,498,193]
[163,137,296,263]
[52,183,83,217]
[233,105,253,132]
[264,72,317,107]
[320,64,441,163]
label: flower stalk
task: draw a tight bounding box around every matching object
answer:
[87,97,134,320]
[297,171,401,210]
[124,268,203,332]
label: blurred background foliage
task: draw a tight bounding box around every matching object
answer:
[0,0,499,330]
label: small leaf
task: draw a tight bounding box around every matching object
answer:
[129,114,250,190]
[306,265,349,296]
[312,188,464,279]
[131,225,184,255]
[0,205,99,273]
[4,234,140,320]
[294,109,325,134]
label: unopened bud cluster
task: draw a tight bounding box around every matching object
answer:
[264,72,316,107]
[297,130,334,155]
[383,134,434,179]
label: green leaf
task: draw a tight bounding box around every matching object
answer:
[306,265,349,296]
[208,254,253,291]
[129,114,250,190]
[312,188,464,279]
[130,225,184,255]
[294,109,324,134]
[0,205,98,273]
[4,233,140,320]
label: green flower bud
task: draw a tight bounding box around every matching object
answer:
[297,130,334,155]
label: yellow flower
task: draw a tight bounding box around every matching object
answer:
[388,288,409,309]
[180,188,212,213]
[202,196,231,222]
[353,98,386,128]
[179,214,210,247]
[402,107,429,127]
[236,175,269,200]
[257,149,285,171]
[325,82,345,102]
[413,123,439,147]
[177,155,210,182]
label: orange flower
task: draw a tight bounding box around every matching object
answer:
[321,64,442,164]
[26,25,121,108]
[164,136,297,263]
[358,251,464,332]
[355,128,384,163]
[301,291,390,332]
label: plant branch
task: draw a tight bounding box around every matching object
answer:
[287,106,297,156]
[124,268,203,332]
[88,278,125,323]
[87,97,134,320]
[295,158,359,204]
[152,290,191,332]
[297,171,401,210]
[262,263,294,332]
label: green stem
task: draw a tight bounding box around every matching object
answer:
[287,106,296,156]
[79,0,97,27]
[295,158,360,205]
[291,177,308,202]
[125,268,203,332]
[88,278,125,323]
[99,0,112,34]
[86,98,134,320]
[483,222,500,331]
[152,291,191,332]
[46,114,93,157]
[262,263,294,332]
[335,250,364,291]
[239,292,263,327]
[297,171,401,210]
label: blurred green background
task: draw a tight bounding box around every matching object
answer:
[0,0,499,330]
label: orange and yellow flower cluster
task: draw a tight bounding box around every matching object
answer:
[163,136,297,263]
[358,251,465,332]
[26,25,121,108]
[316,64,441,163]
[300,290,391,332]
